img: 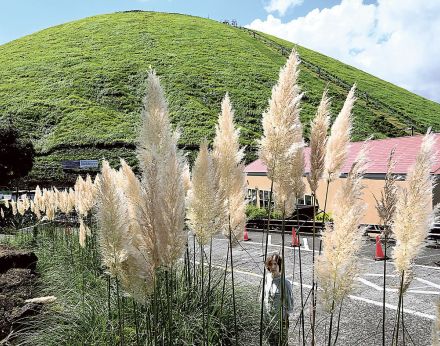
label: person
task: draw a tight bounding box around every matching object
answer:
[263,253,293,346]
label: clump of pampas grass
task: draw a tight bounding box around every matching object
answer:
[316,145,368,312]
[392,130,438,280]
[213,93,246,242]
[324,85,356,182]
[74,175,98,217]
[97,161,153,301]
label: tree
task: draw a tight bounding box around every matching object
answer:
[0,124,35,188]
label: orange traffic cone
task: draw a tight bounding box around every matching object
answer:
[244,227,251,241]
[374,235,387,260]
[291,227,300,247]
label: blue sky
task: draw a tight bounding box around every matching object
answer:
[1,0,439,102]
[0,0,374,45]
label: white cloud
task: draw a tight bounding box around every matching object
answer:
[249,0,440,102]
[264,0,304,16]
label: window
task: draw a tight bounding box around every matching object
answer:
[298,194,313,205]
[247,189,257,206]
[259,190,274,209]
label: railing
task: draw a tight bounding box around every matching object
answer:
[241,27,425,134]
[246,218,324,234]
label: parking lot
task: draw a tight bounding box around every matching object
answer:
[203,231,440,345]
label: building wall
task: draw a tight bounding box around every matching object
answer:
[246,174,409,225]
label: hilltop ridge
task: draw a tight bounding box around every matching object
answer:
[0,11,438,184]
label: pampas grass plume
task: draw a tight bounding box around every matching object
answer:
[97,161,131,278]
[257,48,305,214]
[325,85,356,182]
[187,140,223,245]
[11,200,17,216]
[213,93,246,242]
[392,131,438,277]
[79,218,87,248]
[374,148,398,230]
[259,49,302,182]
[136,70,186,267]
[25,296,57,304]
[316,144,367,311]
[308,89,330,193]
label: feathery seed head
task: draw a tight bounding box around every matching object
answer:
[392,131,438,277]
[213,94,247,243]
[79,218,87,248]
[325,85,356,182]
[187,140,224,245]
[97,160,131,278]
[259,48,305,214]
[182,159,192,195]
[136,70,187,267]
[308,89,331,193]
[316,143,368,311]
[259,50,303,181]
[11,200,17,216]
[374,148,398,231]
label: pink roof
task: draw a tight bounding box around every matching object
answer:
[245,134,440,175]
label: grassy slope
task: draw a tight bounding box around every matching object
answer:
[256,31,440,130]
[0,11,439,184]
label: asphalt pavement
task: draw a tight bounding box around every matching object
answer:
[195,230,440,346]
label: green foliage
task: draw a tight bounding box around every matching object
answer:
[5,224,260,345]
[315,211,333,222]
[246,204,267,219]
[246,204,282,220]
[0,11,438,183]
[0,124,35,187]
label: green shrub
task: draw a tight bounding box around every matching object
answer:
[315,211,333,222]
[9,224,260,346]
[246,204,282,220]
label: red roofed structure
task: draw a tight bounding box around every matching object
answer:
[245,134,440,224]
[245,134,440,176]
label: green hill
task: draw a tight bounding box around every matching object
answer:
[0,11,439,185]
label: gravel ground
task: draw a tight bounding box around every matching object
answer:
[196,230,440,346]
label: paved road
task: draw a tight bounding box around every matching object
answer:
[194,231,440,346]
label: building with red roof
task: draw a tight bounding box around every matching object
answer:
[245,134,440,224]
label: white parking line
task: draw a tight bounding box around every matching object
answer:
[406,290,440,295]
[347,295,435,320]
[303,238,310,250]
[206,259,436,320]
[415,277,440,290]
[355,277,398,293]
[364,273,396,277]
[416,253,440,259]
